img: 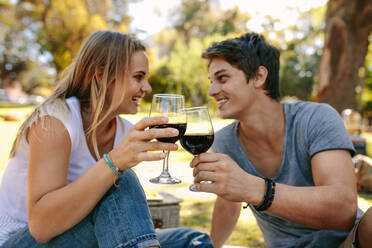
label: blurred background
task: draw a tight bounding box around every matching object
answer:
[0,0,370,113]
[0,0,371,247]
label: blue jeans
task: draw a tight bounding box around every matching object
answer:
[1,170,213,248]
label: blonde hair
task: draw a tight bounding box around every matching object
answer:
[10,30,146,159]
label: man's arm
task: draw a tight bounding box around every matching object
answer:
[268,149,358,231]
[210,197,241,248]
[192,149,358,231]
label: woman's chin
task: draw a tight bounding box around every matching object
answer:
[126,108,138,115]
[117,105,138,115]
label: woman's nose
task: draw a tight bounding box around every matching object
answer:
[142,79,152,93]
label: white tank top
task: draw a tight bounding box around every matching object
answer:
[0,97,132,244]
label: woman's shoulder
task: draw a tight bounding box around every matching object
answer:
[41,97,82,149]
[42,97,77,120]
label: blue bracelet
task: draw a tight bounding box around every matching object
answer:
[103,153,123,175]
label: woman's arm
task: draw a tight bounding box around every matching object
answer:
[27,116,178,243]
[27,116,116,243]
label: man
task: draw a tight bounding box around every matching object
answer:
[190,33,372,248]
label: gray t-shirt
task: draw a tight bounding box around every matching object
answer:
[212,101,363,248]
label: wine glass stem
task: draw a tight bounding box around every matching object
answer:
[161,150,171,176]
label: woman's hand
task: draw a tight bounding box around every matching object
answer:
[110,116,179,171]
[191,153,265,205]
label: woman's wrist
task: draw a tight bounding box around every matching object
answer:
[103,153,123,175]
[108,150,127,173]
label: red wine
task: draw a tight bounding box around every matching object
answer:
[150,123,187,143]
[180,134,214,155]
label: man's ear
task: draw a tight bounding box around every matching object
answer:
[95,67,105,83]
[252,66,268,89]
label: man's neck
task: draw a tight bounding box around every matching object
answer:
[238,100,285,144]
[237,100,285,178]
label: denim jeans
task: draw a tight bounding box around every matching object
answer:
[1,169,213,248]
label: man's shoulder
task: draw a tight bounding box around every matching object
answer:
[286,101,334,112]
[285,101,336,121]
[211,121,239,154]
[213,121,238,148]
[215,121,237,137]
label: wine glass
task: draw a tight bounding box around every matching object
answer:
[149,94,187,184]
[180,106,214,191]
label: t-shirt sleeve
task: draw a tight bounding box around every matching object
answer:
[210,140,219,153]
[41,101,77,151]
[307,104,355,158]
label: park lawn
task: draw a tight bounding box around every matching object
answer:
[0,107,371,247]
[181,198,265,247]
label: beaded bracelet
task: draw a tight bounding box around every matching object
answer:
[103,153,124,175]
[254,178,275,211]
[243,177,276,212]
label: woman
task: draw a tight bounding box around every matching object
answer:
[0,31,212,247]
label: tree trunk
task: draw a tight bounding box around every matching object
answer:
[316,0,372,113]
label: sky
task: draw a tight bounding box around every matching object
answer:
[128,0,328,39]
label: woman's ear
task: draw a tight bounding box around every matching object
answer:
[95,67,105,83]
[252,66,268,89]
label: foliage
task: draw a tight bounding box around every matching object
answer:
[148,34,232,106]
[16,0,130,73]
[276,6,326,100]
[172,0,250,42]
[0,0,32,88]
[0,0,133,92]
[361,35,372,113]
[3,0,368,108]
[19,62,54,94]
[150,0,250,105]
[149,1,328,105]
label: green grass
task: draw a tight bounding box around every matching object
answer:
[359,194,372,204]
[181,199,265,247]
[1,106,371,247]
[362,132,372,157]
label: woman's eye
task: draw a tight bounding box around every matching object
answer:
[134,75,143,80]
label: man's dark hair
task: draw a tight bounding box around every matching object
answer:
[202,32,280,100]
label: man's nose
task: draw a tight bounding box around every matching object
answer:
[208,82,219,97]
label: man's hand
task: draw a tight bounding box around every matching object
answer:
[191,153,265,205]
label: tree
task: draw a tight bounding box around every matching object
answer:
[0,0,32,89]
[16,0,131,73]
[172,0,250,43]
[153,0,249,56]
[278,6,326,100]
[150,0,250,105]
[316,0,372,112]
[361,36,372,120]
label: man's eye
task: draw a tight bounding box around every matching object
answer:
[218,75,227,81]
